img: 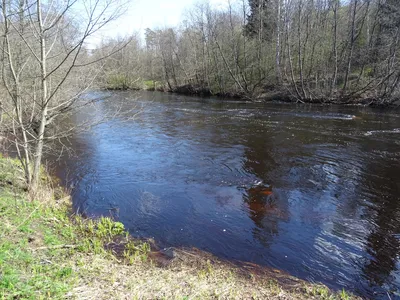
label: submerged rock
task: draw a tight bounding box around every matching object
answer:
[160,247,176,259]
[148,247,177,267]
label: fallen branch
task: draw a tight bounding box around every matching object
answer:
[33,244,78,251]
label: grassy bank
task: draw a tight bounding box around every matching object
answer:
[0,156,357,299]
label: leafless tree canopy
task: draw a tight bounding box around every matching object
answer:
[0,0,126,191]
[98,0,400,104]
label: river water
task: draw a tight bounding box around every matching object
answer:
[56,91,400,298]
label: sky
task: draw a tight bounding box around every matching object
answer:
[88,0,231,46]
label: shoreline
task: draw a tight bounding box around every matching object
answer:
[102,84,400,108]
[0,155,358,299]
[168,89,399,107]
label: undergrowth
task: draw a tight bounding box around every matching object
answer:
[0,187,150,299]
[0,156,150,299]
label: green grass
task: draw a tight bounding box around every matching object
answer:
[0,154,24,186]
[0,192,72,298]
[144,80,156,90]
[105,74,144,90]
[0,156,151,299]
[0,188,151,299]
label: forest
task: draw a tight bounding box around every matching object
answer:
[98,0,400,105]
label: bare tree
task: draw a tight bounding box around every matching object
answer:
[0,0,127,192]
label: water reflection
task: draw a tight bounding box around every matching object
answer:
[52,91,400,299]
[360,144,400,295]
[244,185,289,247]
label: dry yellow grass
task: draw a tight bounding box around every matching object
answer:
[66,247,349,300]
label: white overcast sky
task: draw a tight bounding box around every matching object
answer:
[87,0,232,47]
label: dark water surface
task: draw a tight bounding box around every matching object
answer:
[56,91,400,298]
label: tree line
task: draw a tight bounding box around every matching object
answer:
[99,0,400,105]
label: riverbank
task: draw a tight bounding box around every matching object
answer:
[104,81,399,107]
[166,84,400,106]
[0,155,357,299]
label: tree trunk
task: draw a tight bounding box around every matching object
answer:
[276,0,282,83]
[343,0,358,93]
[32,0,47,191]
[297,0,307,99]
[330,0,338,96]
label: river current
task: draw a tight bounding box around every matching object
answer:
[55,91,400,298]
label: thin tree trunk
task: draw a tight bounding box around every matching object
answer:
[276,0,282,83]
[343,0,358,93]
[258,0,263,81]
[297,0,307,99]
[284,0,302,100]
[330,0,338,96]
[32,0,48,190]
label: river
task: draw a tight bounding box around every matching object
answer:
[55,91,400,298]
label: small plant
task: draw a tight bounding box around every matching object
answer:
[318,286,329,298]
[86,219,96,235]
[266,279,280,295]
[340,289,350,300]
[90,238,104,254]
[123,240,150,264]
[309,285,332,299]
[197,269,207,279]
[206,260,214,275]
[56,267,73,279]
[96,217,125,240]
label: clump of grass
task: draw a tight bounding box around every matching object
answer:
[0,155,25,188]
[75,216,125,240]
[123,240,151,264]
[144,80,156,91]
[340,289,352,300]
[302,284,353,300]
[96,217,125,239]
